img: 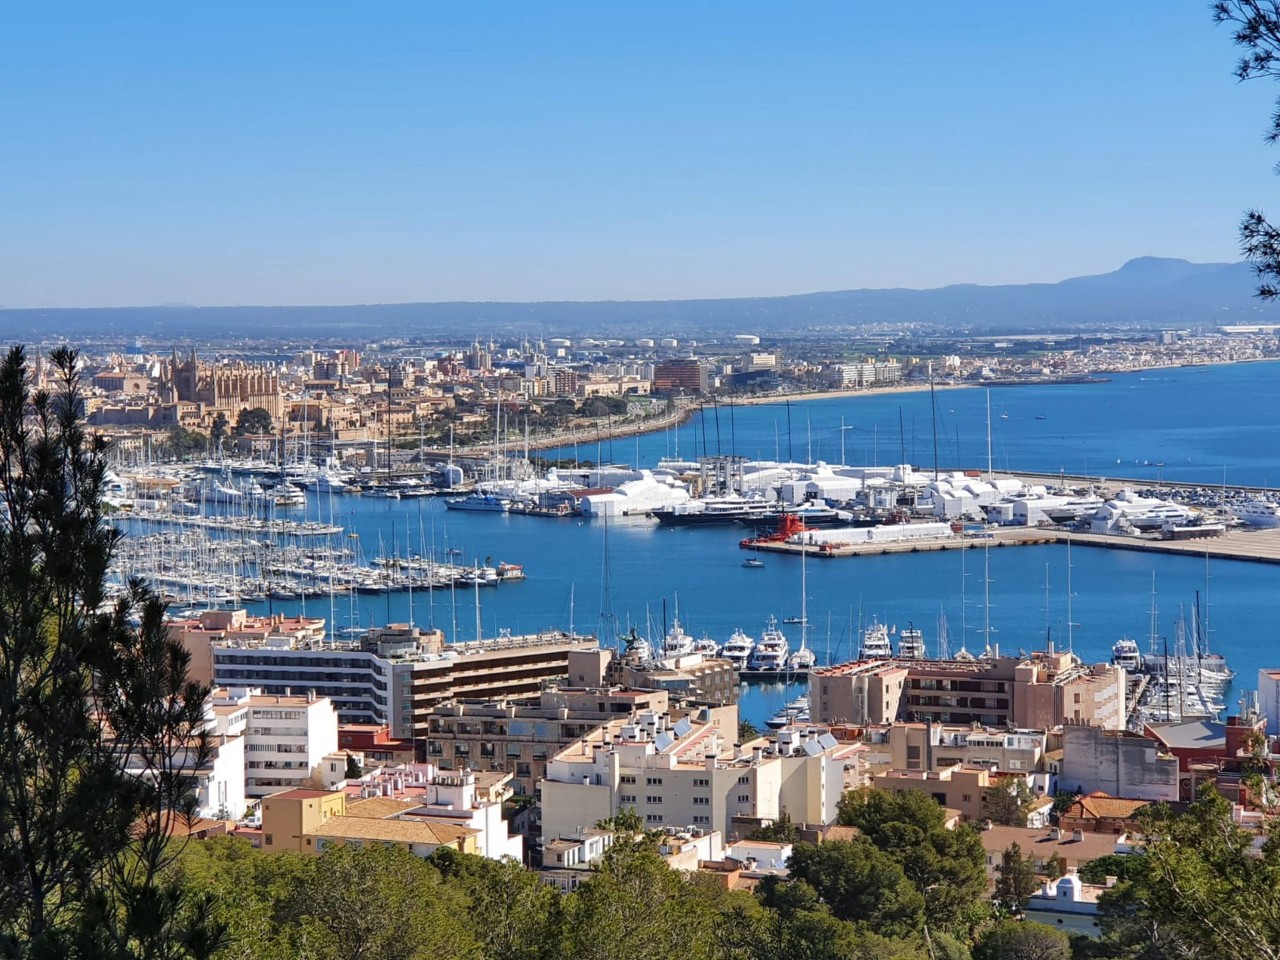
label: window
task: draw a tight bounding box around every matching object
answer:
[620,775,636,784]
[693,778,709,787]
[737,795,750,803]
[646,795,662,804]
[738,776,749,785]
[646,777,663,786]
[264,834,273,846]
[1074,693,1082,704]
[693,797,709,806]
[962,794,972,803]
[619,794,636,804]
[645,814,663,823]
[693,815,710,824]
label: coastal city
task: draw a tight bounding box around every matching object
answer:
[11,3,1280,959]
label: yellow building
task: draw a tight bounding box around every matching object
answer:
[260,787,479,857]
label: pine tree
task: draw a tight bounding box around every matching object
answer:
[993,843,1038,915]
[0,347,221,959]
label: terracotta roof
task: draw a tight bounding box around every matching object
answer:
[345,797,421,819]
[822,824,861,843]
[1066,792,1151,821]
[308,816,478,846]
[979,825,1121,868]
[267,788,336,801]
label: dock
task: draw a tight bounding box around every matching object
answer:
[746,525,1280,563]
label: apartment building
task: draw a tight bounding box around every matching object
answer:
[872,763,996,822]
[210,687,339,799]
[259,764,521,860]
[859,722,1046,776]
[423,686,672,795]
[810,649,1125,730]
[202,618,600,740]
[537,709,863,846]
[1058,724,1179,803]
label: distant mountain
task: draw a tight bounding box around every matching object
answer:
[2,257,1274,341]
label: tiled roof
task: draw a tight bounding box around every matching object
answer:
[308,816,477,846]
[1067,792,1151,821]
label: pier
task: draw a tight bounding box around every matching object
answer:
[746,525,1280,563]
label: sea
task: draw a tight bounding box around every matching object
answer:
[183,362,1280,730]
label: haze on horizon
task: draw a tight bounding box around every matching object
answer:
[2,2,1276,310]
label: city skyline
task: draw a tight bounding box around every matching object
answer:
[3,2,1277,308]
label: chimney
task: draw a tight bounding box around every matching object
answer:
[1071,829,1084,842]
[751,746,763,764]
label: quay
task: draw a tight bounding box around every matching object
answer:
[747,525,1280,564]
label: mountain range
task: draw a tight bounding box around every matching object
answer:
[2,257,1275,341]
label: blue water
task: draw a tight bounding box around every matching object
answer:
[552,362,1280,489]
[173,361,1280,729]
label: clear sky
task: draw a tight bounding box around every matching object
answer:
[2,1,1278,307]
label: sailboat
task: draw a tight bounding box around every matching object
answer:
[787,548,816,673]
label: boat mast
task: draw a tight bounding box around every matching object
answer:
[930,371,939,482]
[985,389,994,481]
[1066,535,1075,653]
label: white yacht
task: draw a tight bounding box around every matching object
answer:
[719,629,756,669]
[859,620,893,659]
[745,617,790,672]
[444,493,511,512]
[1231,499,1280,528]
[661,617,696,658]
[264,481,307,507]
[896,624,927,659]
[1111,636,1143,672]
[786,635,816,673]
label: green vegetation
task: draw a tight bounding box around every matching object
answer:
[983,779,1037,827]
[993,844,1038,916]
[0,348,219,958]
[233,406,273,436]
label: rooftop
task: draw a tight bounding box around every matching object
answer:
[308,816,477,846]
[1063,792,1152,822]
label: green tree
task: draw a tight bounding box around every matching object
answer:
[738,719,761,743]
[427,850,559,960]
[993,844,1039,915]
[233,406,274,436]
[982,779,1034,827]
[836,788,988,933]
[1078,853,1146,886]
[1096,784,1280,960]
[747,811,799,844]
[210,413,229,449]
[786,840,926,936]
[343,753,361,780]
[282,844,477,960]
[165,425,209,460]
[972,919,1069,960]
[594,806,644,833]
[1214,1,1280,299]
[556,841,717,960]
[0,347,220,959]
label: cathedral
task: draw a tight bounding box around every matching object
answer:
[161,349,284,421]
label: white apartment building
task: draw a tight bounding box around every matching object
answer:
[211,687,339,799]
[537,710,863,846]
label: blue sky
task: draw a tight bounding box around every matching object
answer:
[2,1,1277,307]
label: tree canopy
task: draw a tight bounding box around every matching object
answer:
[0,347,219,958]
[232,407,273,436]
[1215,1,1280,298]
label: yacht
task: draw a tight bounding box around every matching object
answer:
[444,493,511,512]
[1129,502,1198,531]
[744,617,790,673]
[719,629,756,669]
[1111,636,1144,673]
[742,556,765,569]
[1231,499,1280,528]
[661,617,696,658]
[766,696,811,729]
[264,481,307,508]
[653,495,777,527]
[693,635,720,656]
[859,620,893,659]
[896,624,927,659]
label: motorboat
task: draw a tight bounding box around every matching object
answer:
[1111,636,1143,672]
[896,624,927,659]
[766,696,811,729]
[444,493,511,512]
[742,556,765,569]
[1231,499,1280,528]
[745,617,789,673]
[661,617,696,658]
[654,495,777,527]
[719,629,755,669]
[859,620,892,659]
